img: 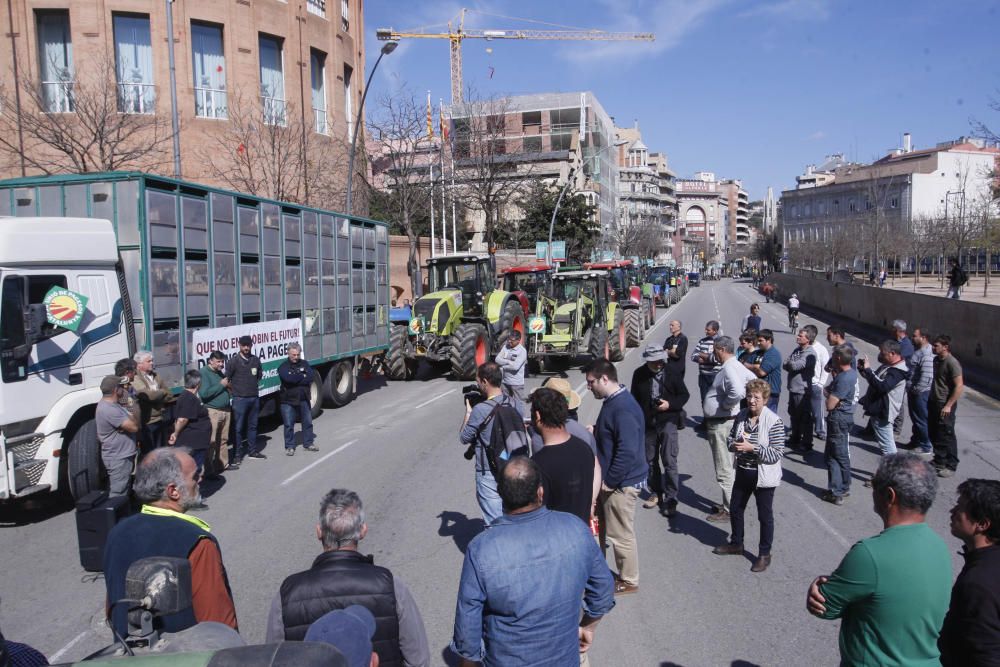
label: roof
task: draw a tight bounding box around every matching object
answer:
[585,260,632,269]
[502,264,554,274]
[426,253,489,263]
[0,217,119,265]
[553,270,607,279]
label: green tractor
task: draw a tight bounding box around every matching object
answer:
[525,269,626,368]
[385,254,525,381]
[586,259,656,347]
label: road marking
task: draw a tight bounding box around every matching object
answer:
[280,439,358,486]
[794,487,852,549]
[50,631,89,663]
[413,388,458,410]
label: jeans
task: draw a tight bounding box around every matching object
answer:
[946,286,961,299]
[645,421,679,503]
[705,417,735,512]
[141,421,163,455]
[824,411,853,496]
[104,455,135,497]
[929,400,959,470]
[598,485,640,586]
[729,466,775,555]
[811,386,827,438]
[767,395,780,413]
[280,401,314,450]
[788,391,813,449]
[231,396,259,459]
[908,390,931,451]
[190,449,206,479]
[872,416,897,456]
[476,468,503,526]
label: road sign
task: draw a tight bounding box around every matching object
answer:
[535,241,566,261]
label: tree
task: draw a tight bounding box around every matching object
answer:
[611,208,668,259]
[495,180,598,263]
[0,55,174,174]
[901,214,936,288]
[752,230,781,273]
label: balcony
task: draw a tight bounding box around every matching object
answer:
[41,80,75,113]
[195,86,228,119]
[307,0,326,17]
[313,106,328,134]
[118,82,156,114]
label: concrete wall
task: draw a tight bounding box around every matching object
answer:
[766,272,1000,395]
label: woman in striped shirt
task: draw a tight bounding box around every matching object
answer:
[712,378,786,573]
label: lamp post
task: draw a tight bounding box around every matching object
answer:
[165,0,181,178]
[345,40,397,215]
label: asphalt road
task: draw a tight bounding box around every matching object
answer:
[2,277,998,666]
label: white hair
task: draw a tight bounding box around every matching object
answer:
[133,350,154,363]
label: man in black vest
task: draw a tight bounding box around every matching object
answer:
[265,489,430,667]
[103,448,238,640]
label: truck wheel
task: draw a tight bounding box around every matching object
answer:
[309,372,323,420]
[67,419,104,501]
[495,300,525,349]
[625,309,642,347]
[323,359,355,408]
[386,325,416,380]
[609,310,625,362]
[588,322,609,360]
[451,323,489,381]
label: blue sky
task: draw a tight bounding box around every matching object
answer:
[364,0,1000,201]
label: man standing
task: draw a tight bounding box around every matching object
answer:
[663,319,688,379]
[702,337,756,522]
[450,457,615,666]
[278,342,318,456]
[168,371,213,488]
[631,345,688,516]
[691,320,722,416]
[199,350,234,474]
[266,489,430,667]
[806,325,830,442]
[96,375,140,497]
[494,330,527,403]
[783,328,817,452]
[226,335,265,462]
[891,320,915,436]
[587,359,647,595]
[745,329,782,412]
[947,258,966,299]
[133,350,171,453]
[104,448,238,640]
[825,326,857,368]
[858,340,909,459]
[930,334,964,477]
[904,327,935,458]
[822,346,858,506]
[939,479,1000,666]
[807,454,952,666]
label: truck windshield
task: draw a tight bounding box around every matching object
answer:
[431,262,478,294]
[504,272,545,293]
[608,269,625,292]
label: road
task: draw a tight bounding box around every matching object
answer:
[2,278,998,666]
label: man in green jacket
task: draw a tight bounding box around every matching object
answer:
[806,453,952,666]
[199,350,234,476]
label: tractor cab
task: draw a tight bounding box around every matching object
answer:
[500,263,554,316]
[426,254,493,319]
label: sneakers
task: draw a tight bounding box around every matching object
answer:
[302,444,319,452]
[937,468,956,478]
[661,500,679,517]
[751,554,772,573]
[706,510,731,523]
[226,461,241,470]
[286,448,295,456]
[712,543,744,556]
[915,451,934,461]
[821,491,844,506]
[614,581,639,595]
[246,451,267,460]
[642,493,660,509]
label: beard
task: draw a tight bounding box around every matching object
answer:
[178,484,203,511]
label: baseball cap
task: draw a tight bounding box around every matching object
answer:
[100,375,128,394]
[536,377,582,411]
[304,605,376,667]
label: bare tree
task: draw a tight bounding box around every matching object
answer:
[612,208,667,259]
[0,55,174,174]
[900,214,936,288]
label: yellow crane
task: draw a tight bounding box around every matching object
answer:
[376,9,655,104]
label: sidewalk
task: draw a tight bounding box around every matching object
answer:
[877,274,1000,307]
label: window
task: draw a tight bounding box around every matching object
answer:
[259,34,285,125]
[307,0,326,18]
[36,10,74,113]
[890,196,899,209]
[311,50,327,134]
[191,23,226,119]
[343,64,353,139]
[114,14,154,114]
[523,136,541,152]
[341,0,350,31]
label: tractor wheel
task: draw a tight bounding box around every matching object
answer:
[67,419,104,500]
[609,309,625,362]
[386,324,416,380]
[495,299,526,349]
[588,322,610,360]
[647,298,657,327]
[625,309,642,348]
[451,323,489,381]
[323,359,355,407]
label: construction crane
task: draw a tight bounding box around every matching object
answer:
[376,9,655,104]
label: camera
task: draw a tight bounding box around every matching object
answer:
[462,383,486,408]
[858,358,867,370]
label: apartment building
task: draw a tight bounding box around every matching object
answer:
[718,178,749,253]
[676,172,726,269]
[1,0,365,201]
[612,124,677,261]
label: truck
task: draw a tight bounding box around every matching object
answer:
[0,172,390,502]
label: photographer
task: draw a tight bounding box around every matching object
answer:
[858,340,910,462]
[460,362,523,526]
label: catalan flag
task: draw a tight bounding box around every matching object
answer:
[439,99,449,144]
[426,91,434,139]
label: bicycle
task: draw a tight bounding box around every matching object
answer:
[788,308,799,332]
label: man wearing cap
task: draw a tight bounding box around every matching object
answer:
[306,605,378,667]
[528,377,595,455]
[631,345,689,516]
[226,335,265,462]
[96,375,140,497]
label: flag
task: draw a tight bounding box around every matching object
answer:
[439,99,449,144]
[426,91,434,139]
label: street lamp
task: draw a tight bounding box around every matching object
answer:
[345,40,398,215]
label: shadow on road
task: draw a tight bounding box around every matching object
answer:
[0,492,74,527]
[662,660,761,667]
[779,464,827,498]
[437,510,485,555]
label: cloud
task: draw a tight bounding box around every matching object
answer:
[807,130,826,141]
[739,0,831,21]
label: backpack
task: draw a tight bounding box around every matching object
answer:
[476,398,531,476]
[957,267,969,286]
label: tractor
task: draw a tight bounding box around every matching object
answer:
[525,270,625,369]
[647,265,677,306]
[500,263,555,318]
[385,254,525,381]
[585,259,656,347]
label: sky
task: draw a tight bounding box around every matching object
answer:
[363,0,1000,201]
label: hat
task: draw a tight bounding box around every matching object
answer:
[100,375,128,394]
[641,344,667,363]
[538,377,582,411]
[304,605,376,667]
[238,335,253,346]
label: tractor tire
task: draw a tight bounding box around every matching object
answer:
[451,323,489,381]
[386,325,416,380]
[609,309,625,362]
[323,359,355,408]
[67,419,104,501]
[625,309,642,348]
[588,322,610,360]
[647,298,656,327]
[495,299,526,350]
[309,372,323,419]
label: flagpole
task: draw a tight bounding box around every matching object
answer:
[429,163,436,259]
[439,102,447,256]
[427,90,436,258]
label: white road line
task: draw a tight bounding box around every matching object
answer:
[49,631,89,663]
[413,388,457,410]
[795,487,852,549]
[280,439,358,486]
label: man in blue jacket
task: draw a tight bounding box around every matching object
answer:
[586,359,648,596]
[278,342,318,456]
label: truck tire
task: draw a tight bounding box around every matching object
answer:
[67,419,104,501]
[386,325,416,380]
[309,372,323,420]
[495,299,526,349]
[588,322,610,360]
[625,309,642,347]
[609,309,625,362]
[323,359,355,408]
[451,323,489,381]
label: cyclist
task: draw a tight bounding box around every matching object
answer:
[787,293,800,330]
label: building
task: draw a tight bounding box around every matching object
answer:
[676,172,726,269]
[718,178,749,253]
[614,124,677,261]
[1,0,365,209]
